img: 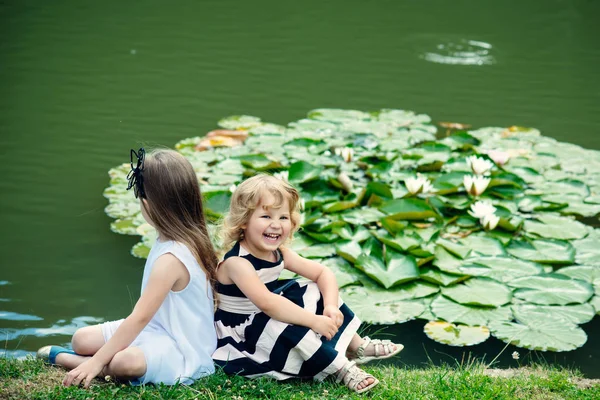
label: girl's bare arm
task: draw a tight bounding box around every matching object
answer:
[63,254,187,387]
[221,257,338,339]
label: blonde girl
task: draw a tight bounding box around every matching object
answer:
[37,148,218,388]
[213,174,402,394]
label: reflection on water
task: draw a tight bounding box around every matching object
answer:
[0,311,43,321]
[421,39,496,66]
[1,316,103,342]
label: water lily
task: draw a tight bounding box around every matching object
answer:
[274,170,289,182]
[512,351,520,360]
[405,176,434,195]
[468,200,497,219]
[480,213,500,230]
[466,155,494,176]
[463,175,491,196]
[337,172,353,192]
[487,150,510,166]
[335,147,354,163]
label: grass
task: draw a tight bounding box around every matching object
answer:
[1,357,598,400]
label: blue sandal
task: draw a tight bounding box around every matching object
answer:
[37,346,76,365]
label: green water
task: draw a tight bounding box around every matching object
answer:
[1,0,599,376]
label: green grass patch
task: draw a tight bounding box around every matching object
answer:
[1,357,598,399]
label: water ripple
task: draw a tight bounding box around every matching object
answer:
[421,39,496,66]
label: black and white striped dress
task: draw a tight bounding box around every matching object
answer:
[212,242,361,381]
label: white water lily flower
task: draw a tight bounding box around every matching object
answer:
[480,213,500,230]
[274,171,289,182]
[512,351,520,360]
[487,150,510,166]
[468,200,497,219]
[463,175,491,196]
[405,176,434,195]
[340,147,354,163]
[466,155,494,176]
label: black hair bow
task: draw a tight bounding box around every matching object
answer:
[126,148,146,199]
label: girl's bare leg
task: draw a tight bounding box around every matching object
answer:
[53,325,106,370]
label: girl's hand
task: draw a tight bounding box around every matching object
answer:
[323,305,343,328]
[63,358,105,388]
[311,315,338,340]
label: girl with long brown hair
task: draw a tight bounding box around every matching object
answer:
[37,148,219,388]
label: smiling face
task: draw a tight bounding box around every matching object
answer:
[240,191,292,261]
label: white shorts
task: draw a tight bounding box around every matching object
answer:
[101,319,185,385]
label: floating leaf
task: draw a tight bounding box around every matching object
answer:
[508,274,594,305]
[437,238,471,259]
[131,242,151,259]
[459,256,544,282]
[424,321,490,347]
[506,239,575,265]
[555,265,600,292]
[419,267,468,287]
[379,198,438,220]
[523,214,589,240]
[320,257,363,288]
[218,115,261,130]
[441,277,512,307]
[335,241,362,263]
[512,303,595,325]
[460,235,506,257]
[341,207,387,225]
[354,247,419,288]
[340,285,426,324]
[431,295,512,326]
[110,218,139,235]
[288,161,322,183]
[489,319,587,352]
[573,234,600,266]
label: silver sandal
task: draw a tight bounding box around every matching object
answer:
[335,361,379,394]
[351,336,404,365]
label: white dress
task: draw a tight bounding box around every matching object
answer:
[101,238,217,385]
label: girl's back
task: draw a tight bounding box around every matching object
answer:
[143,238,216,381]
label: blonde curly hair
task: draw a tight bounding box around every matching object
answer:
[221,174,301,250]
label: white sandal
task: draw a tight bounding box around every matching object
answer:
[350,336,404,365]
[335,361,379,394]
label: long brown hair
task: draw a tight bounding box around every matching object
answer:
[140,149,218,295]
[221,174,301,251]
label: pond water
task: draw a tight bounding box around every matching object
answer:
[1,0,599,377]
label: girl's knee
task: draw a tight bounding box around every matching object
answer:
[72,325,104,355]
[107,348,146,378]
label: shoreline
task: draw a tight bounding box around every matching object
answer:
[1,357,598,399]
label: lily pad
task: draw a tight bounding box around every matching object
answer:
[523,214,589,240]
[441,277,512,307]
[354,247,419,288]
[573,234,600,266]
[340,285,425,324]
[424,321,490,347]
[511,303,595,325]
[431,295,512,326]
[419,267,468,287]
[508,274,594,305]
[458,256,544,283]
[555,265,600,292]
[489,319,587,352]
[506,239,575,265]
[379,198,438,220]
